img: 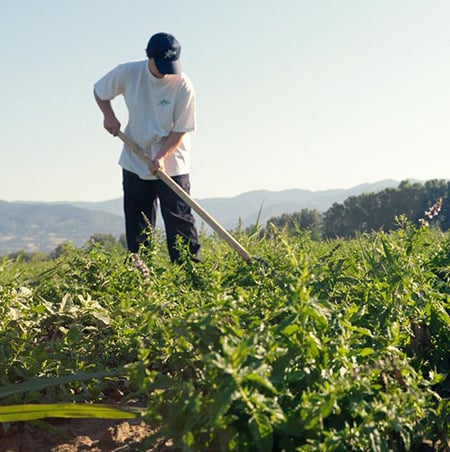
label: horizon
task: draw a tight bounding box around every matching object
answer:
[2,177,439,204]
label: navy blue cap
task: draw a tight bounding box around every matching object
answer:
[146,32,181,74]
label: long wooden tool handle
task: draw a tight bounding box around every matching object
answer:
[117,131,252,263]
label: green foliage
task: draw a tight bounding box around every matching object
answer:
[265,179,450,240]
[321,179,450,238]
[265,209,322,240]
[0,225,449,450]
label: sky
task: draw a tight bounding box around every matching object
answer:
[1,0,449,202]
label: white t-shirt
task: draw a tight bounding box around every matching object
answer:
[94,60,196,179]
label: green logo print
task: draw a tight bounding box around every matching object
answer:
[158,98,171,106]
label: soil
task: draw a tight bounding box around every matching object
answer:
[1,420,447,452]
[0,418,174,452]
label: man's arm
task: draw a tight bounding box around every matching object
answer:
[94,89,121,136]
[150,131,185,175]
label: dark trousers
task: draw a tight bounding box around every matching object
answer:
[122,169,200,263]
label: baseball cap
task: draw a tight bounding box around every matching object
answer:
[146,32,181,74]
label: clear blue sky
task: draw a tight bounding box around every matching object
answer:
[1,0,449,202]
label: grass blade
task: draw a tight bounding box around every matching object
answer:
[0,403,137,422]
[0,370,125,399]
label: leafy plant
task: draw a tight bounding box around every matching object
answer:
[0,225,449,451]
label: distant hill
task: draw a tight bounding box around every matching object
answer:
[0,179,399,255]
[197,180,399,229]
[0,201,123,255]
[71,179,400,229]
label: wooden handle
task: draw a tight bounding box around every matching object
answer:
[117,131,252,263]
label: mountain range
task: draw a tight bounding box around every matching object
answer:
[0,179,399,255]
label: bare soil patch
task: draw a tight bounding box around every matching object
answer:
[0,418,174,452]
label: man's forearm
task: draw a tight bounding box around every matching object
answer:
[155,132,186,159]
[94,90,115,118]
[94,89,121,136]
[150,131,186,174]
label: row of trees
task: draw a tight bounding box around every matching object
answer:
[265,179,449,239]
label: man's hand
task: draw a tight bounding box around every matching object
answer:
[150,156,165,175]
[103,115,121,136]
[148,131,185,175]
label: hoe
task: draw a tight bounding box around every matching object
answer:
[117,131,252,263]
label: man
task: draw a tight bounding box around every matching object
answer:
[94,32,200,265]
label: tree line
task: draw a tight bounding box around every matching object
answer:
[264,179,449,239]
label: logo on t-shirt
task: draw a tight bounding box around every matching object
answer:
[158,98,171,106]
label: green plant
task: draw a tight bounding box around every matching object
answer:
[0,226,448,450]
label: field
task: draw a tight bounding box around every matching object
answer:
[0,222,449,451]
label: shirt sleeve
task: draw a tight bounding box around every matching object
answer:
[172,76,196,133]
[93,64,127,100]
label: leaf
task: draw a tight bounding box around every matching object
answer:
[244,373,277,395]
[359,347,375,357]
[0,370,124,398]
[8,308,21,320]
[59,293,76,314]
[0,403,137,422]
[92,310,111,325]
[428,371,447,385]
[249,412,273,452]
[281,324,300,337]
[147,374,176,391]
[380,235,395,266]
[208,383,237,423]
